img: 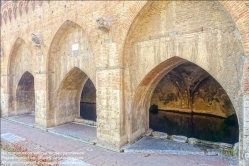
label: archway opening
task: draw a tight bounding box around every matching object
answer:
[149,62,239,144]
[80,79,96,122]
[16,71,35,115]
[55,67,96,126]
[52,67,97,141]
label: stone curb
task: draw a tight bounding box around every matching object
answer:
[1,117,34,128]
[95,143,122,153]
[123,148,221,156]
[124,149,205,155]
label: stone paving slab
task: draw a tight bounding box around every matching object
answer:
[1,118,237,166]
[8,114,35,126]
[60,158,93,166]
[1,148,37,166]
[1,132,27,143]
[48,122,97,142]
[124,136,221,156]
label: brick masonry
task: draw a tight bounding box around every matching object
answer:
[1,1,249,165]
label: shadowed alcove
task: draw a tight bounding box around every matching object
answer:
[149,62,239,144]
[16,71,35,114]
[80,79,96,122]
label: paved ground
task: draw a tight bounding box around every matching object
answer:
[49,122,97,142]
[1,118,238,166]
[124,136,218,155]
[1,148,36,166]
[8,114,35,126]
[6,114,97,142]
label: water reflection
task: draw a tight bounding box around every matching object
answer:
[149,110,238,144]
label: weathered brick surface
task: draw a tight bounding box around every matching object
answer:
[1,1,249,165]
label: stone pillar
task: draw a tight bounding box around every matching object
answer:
[33,49,48,128]
[96,67,123,150]
[95,36,125,150]
[0,75,10,117]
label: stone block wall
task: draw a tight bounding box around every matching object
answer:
[1,0,249,164]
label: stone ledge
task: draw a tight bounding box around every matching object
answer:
[95,143,122,153]
[74,118,97,126]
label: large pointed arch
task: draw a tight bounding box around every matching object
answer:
[122,1,245,146]
[46,20,96,127]
[7,37,33,116]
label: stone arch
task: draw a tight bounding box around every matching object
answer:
[123,1,244,143]
[54,67,96,126]
[47,20,96,127]
[15,71,35,115]
[8,37,33,116]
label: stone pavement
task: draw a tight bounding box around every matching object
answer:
[1,148,36,166]
[4,114,97,144]
[48,122,97,143]
[8,114,35,126]
[1,118,238,166]
[124,136,220,155]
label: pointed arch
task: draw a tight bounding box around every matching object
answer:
[53,67,96,126]
[46,20,96,126]
[15,71,35,115]
[123,1,245,144]
[8,37,32,76]
[7,37,33,116]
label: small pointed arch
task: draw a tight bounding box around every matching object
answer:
[19,2,23,16]
[16,71,34,92]
[24,1,29,14]
[16,71,35,115]
[8,8,12,22]
[13,5,17,19]
[3,11,7,24]
[31,0,35,11]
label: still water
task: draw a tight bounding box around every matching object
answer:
[149,110,238,144]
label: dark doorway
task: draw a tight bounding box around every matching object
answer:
[149,62,239,144]
[80,79,96,122]
[16,71,35,114]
